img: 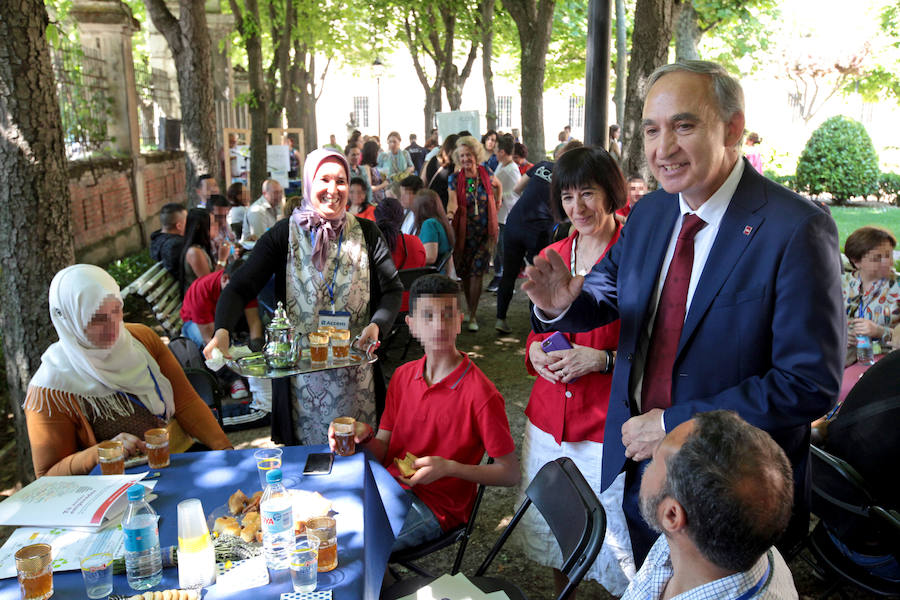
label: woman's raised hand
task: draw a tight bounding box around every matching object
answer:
[521,249,584,318]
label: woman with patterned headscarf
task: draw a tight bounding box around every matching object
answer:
[208,150,402,444]
[25,264,231,477]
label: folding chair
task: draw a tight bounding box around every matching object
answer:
[384,457,606,600]
[800,444,900,599]
[389,458,494,580]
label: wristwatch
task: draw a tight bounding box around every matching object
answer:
[216,260,227,267]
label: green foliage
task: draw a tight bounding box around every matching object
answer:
[105,250,155,318]
[763,170,795,190]
[543,0,588,90]
[795,116,880,202]
[880,172,900,204]
[105,250,155,289]
[693,0,780,75]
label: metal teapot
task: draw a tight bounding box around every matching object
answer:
[263,302,301,369]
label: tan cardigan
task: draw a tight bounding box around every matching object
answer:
[25,323,232,477]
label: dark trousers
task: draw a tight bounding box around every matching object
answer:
[492,224,506,276]
[623,459,657,568]
[497,224,550,319]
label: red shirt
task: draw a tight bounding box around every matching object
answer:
[380,353,515,531]
[616,203,632,218]
[524,228,621,444]
[518,162,534,175]
[391,234,427,312]
[180,271,257,324]
[353,205,376,220]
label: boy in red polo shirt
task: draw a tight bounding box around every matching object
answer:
[329,274,519,550]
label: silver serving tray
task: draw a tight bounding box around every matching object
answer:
[226,342,378,379]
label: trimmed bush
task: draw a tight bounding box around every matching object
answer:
[795,116,880,202]
[880,172,900,204]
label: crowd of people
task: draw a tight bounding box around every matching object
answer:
[22,58,900,599]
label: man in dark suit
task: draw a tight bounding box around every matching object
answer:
[524,60,844,566]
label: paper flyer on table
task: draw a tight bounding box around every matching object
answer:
[0,525,125,579]
[0,473,149,531]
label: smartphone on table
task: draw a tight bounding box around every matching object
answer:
[303,452,334,475]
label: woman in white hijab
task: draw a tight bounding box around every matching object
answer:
[25,264,232,477]
[207,149,403,446]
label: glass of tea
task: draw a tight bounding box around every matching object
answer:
[330,329,351,362]
[15,543,53,600]
[331,417,356,457]
[144,428,169,469]
[305,516,338,572]
[308,332,329,367]
[97,440,124,475]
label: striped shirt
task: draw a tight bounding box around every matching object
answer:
[622,535,798,600]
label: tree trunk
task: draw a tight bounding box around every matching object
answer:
[402,14,444,139]
[143,0,218,207]
[503,0,556,159]
[674,0,701,61]
[228,0,268,198]
[424,83,441,136]
[614,0,626,125]
[443,44,477,111]
[265,0,293,129]
[481,0,497,131]
[440,7,478,113]
[621,0,681,182]
[286,42,303,131]
[304,54,319,152]
[0,0,76,484]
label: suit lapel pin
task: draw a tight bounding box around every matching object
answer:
[743,225,753,236]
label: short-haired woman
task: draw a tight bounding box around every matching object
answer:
[843,226,899,350]
[519,146,633,596]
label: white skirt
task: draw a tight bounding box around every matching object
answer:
[515,421,635,595]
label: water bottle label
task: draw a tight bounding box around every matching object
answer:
[261,506,292,534]
[124,523,159,552]
[856,336,872,349]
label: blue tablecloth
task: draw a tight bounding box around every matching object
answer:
[0,446,410,600]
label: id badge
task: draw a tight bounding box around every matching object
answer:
[318,310,351,331]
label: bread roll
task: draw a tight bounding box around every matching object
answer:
[228,489,248,515]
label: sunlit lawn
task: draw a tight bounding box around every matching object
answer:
[829,204,900,249]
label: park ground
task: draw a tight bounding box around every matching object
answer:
[0,201,895,598]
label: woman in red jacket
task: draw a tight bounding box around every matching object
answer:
[519,147,634,596]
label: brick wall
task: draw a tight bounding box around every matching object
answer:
[69,151,186,265]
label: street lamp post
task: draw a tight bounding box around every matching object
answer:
[372,58,384,140]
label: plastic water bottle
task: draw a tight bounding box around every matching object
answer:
[260,468,295,570]
[856,335,875,365]
[122,484,163,590]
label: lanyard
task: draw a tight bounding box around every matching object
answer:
[310,230,344,308]
[856,278,886,319]
[120,366,167,419]
[732,561,771,600]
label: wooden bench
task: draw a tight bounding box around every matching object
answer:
[120,262,183,338]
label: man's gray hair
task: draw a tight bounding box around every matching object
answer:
[647,60,745,123]
[663,410,793,572]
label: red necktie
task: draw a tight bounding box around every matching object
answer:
[641,214,707,413]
